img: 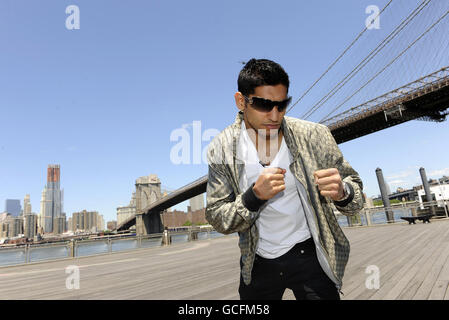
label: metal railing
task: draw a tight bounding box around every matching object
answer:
[336,200,448,227]
[0,228,233,268]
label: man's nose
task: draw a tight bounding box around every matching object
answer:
[268,106,281,122]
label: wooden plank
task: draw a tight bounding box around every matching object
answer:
[370,226,443,300]
[429,280,449,300]
[2,220,449,300]
[399,225,449,299]
[342,225,430,299]
[412,228,449,299]
[343,221,449,300]
[384,224,449,299]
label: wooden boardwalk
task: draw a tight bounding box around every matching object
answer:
[1,218,449,300]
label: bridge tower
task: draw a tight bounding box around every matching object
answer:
[135,174,164,235]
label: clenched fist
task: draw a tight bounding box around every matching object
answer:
[314,168,345,201]
[253,167,286,200]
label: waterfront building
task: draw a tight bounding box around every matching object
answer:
[4,199,21,217]
[2,217,24,238]
[189,193,205,212]
[23,194,31,215]
[0,222,8,238]
[161,208,207,228]
[117,192,137,225]
[71,210,102,233]
[38,188,46,232]
[0,212,9,222]
[418,183,449,208]
[24,213,37,239]
[0,213,12,238]
[53,216,66,234]
[107,220,117,230]
[97,214,105,231]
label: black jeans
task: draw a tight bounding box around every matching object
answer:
[239,237,340,300]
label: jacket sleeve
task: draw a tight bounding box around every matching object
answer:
[205,162,263,235]
[322,125,365,216]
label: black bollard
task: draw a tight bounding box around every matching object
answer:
[376,168,394,223]
[419,167,437,216]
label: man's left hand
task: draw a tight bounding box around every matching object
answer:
[313,168,345,201]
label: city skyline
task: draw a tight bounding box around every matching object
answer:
[2,163,448,224]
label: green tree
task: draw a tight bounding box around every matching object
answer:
[373,199,401,206]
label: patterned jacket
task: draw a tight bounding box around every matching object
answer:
[205,111,364,289]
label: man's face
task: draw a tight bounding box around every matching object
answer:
[235,84,288,140]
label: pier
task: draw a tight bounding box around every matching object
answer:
[1,218,449,299]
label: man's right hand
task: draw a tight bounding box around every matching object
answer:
[252,167,286,200]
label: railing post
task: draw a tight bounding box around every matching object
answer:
[365,209,372,226]
[163,229,170,246]
[25,244,29,264]
[346,216,353,227]
[70,240,75,258]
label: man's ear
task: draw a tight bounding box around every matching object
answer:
[234,92,245,111]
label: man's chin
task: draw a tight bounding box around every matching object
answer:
[259,128,280,139]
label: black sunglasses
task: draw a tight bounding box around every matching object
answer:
[243,95,292,112]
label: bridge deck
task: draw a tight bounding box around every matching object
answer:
[1,218,449,300]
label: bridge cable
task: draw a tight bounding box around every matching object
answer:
[300,0,433,121]
[285,0,394,115]
[319,9,449,124]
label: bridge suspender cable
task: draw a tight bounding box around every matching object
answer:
[302,0,433,120]
[285,0,394,115]
[300,0,433,121]
[319,9,449,123]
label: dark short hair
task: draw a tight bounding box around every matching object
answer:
[237,58,290,96]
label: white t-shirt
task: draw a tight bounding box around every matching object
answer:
[237,121,311,259]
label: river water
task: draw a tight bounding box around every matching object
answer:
[336,208,414,227]
[0,231,225,267]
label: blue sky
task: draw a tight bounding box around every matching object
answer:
[1,0,448,223]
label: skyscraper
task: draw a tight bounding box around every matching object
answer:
[23,194,31,215]
[189,193,205,212]
[4,199,21,217]
[39,165,64,233]
[71,210,102,233]
[24,213,37,239]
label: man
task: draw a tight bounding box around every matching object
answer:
[205,58,364,300]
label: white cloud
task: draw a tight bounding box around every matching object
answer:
[428,167,449,177]
[386,170,415,180]
[389,179,406,185]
